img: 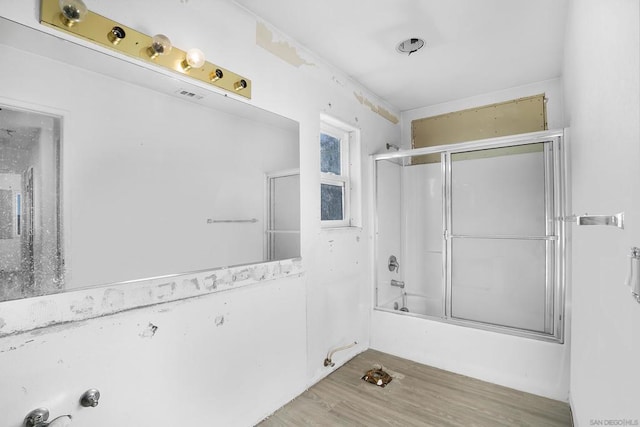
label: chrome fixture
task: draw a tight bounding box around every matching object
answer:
[23,408,71,427]
[80,388,101,407]
[388,255,399,272]
[24,408,49,427]
[386,143,400,151]
[391,279,405,289]
[393,293,410,312]
[561,212,624,229]
[207,218,258,224]
[626,247,640,304]
[577,212,624,229]
[396,37,425,55]
[400,292,409,312]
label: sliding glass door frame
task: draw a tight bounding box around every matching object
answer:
[443,134,565,342]
[372,130,566,343]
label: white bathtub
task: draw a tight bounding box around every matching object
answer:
[381,293,442,317]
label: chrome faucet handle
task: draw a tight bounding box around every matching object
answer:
[80,389,100,407]
[388,255,400,273]
[24,408,49,427]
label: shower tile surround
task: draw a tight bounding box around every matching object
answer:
[0,258,303,336]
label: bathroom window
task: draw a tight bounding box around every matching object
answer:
[320,114,361,228]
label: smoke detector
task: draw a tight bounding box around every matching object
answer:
[396,38,425,55]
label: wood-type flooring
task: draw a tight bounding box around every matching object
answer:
[258,349,572,426]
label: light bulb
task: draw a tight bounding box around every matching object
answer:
[147,34,172,59]
[58,0,88,27]
[182,48,205,71]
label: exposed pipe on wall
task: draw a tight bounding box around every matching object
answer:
[323,341,357,367]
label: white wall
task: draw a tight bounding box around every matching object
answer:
[0,1,399,425]
[563,0,640,425]
[1,275,307,427]
[371,78,570,401]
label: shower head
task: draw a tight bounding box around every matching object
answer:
[386,143,400,151]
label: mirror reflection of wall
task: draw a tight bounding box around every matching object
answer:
[0,106,62,301]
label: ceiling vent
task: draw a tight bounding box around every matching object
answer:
[396,38,425,55]
[175,89,204,100]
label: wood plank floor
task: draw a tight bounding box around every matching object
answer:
[258,349,572,426]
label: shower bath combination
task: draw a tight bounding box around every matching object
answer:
[373,130,567,342]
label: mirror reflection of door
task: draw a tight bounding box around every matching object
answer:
[266,170,300,261]
[0,106,62,301]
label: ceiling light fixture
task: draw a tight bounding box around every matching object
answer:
[396,38,425,56]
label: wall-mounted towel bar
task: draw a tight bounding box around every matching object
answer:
[206,218,258,224]
[560,212,624,229]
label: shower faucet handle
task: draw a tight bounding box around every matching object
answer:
[388,255,400,273]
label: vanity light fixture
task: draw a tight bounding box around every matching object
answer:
[234,79,248,91]
[182,48,206,71]
[107,26,126,45]
[40,0,252,98]
[210,68,224,82]
[58,0,88,27]
[147,34,172,59]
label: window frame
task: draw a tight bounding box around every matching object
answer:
[320,115,360,228]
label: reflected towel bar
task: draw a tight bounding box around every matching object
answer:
[207,218,258,224]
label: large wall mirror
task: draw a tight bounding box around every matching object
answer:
[0,17,300,302]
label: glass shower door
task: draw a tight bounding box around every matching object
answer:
[447,143,555,334]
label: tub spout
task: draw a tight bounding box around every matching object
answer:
[390,279,405,288]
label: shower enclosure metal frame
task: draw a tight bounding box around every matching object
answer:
[372,129,566,343]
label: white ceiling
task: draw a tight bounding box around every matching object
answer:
[234,0,569,112]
